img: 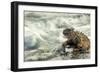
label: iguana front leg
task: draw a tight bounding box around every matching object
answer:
[62,40,71,55]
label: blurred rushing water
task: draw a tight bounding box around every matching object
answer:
[24,11,90,61]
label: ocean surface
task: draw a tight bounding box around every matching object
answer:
[24,11,90,61]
